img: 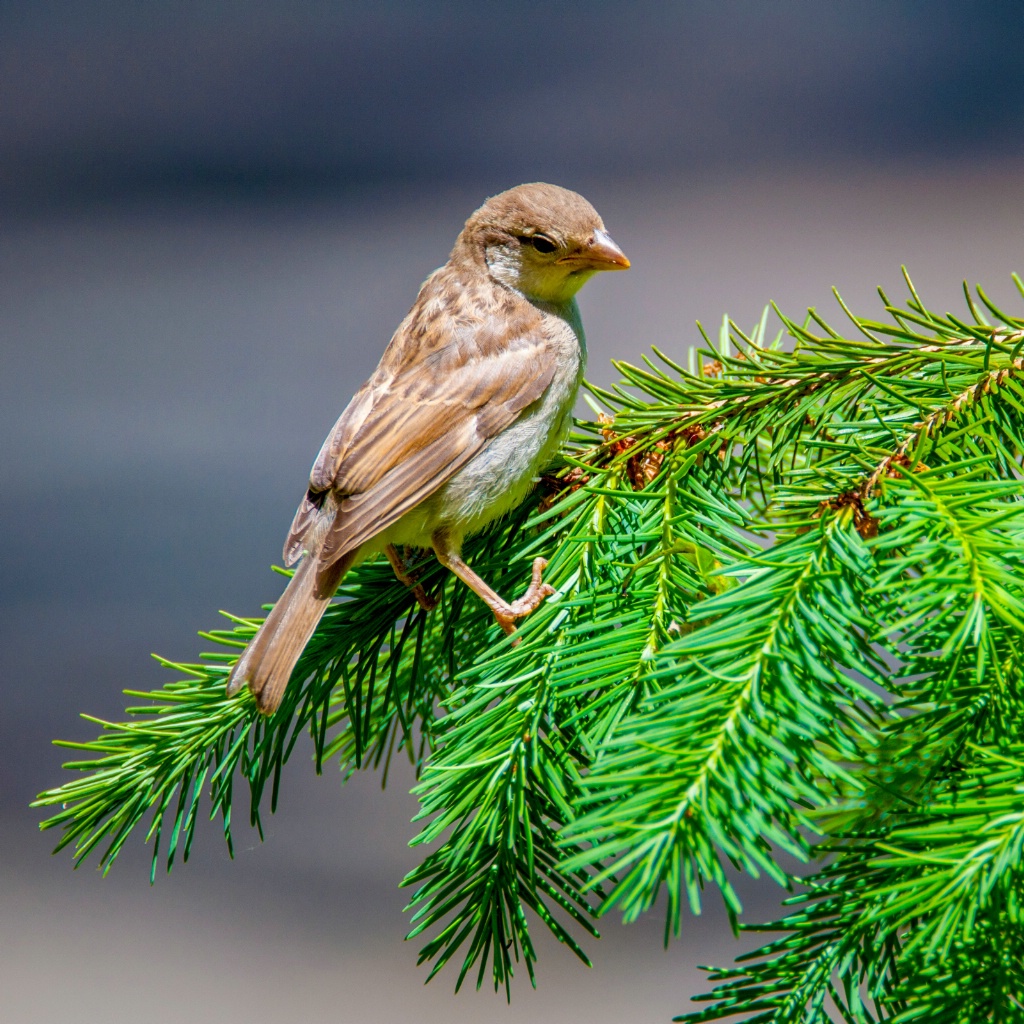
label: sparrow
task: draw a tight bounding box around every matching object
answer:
[227,182,630,714]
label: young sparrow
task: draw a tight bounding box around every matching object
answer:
[227,183,629,714]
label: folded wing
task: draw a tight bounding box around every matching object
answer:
[283,289,556,575]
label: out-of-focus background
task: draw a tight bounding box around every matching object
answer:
[3,3,1023,1021]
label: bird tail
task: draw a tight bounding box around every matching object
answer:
[226,550,354,715]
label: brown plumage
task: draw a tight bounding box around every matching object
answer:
[227,183,629,714]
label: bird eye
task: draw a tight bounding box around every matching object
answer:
[521,234,558,254]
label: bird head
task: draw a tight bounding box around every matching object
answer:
[455,182,630,305]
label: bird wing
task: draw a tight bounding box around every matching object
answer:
[283,276,557,567]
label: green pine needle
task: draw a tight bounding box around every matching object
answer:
[34,274,1024,1014]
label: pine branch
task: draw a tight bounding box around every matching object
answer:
[402,430,744,992]
[680,746,1024,1024]
[562,514,888,938]
[34,272,1024,1013]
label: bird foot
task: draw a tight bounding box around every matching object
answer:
[385,544,437,611]
[493,558,556,636]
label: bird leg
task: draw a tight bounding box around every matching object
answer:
[431,531,555,635]
[384,544,437,611]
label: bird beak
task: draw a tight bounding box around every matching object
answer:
[562,229,631,271]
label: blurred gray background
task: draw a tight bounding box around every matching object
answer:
[3,2,1023,1021]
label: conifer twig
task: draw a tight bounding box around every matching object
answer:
[35,274,1024,1016]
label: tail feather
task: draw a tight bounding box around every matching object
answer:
[227,551,354,715]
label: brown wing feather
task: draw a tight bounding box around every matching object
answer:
[316,344,555,577]
[309,387,376,493]
[283,385,376,564]
[285,266,555,567]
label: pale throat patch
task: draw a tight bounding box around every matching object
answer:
[485,242,595,304]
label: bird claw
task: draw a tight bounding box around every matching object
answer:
[495,558,556,635]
